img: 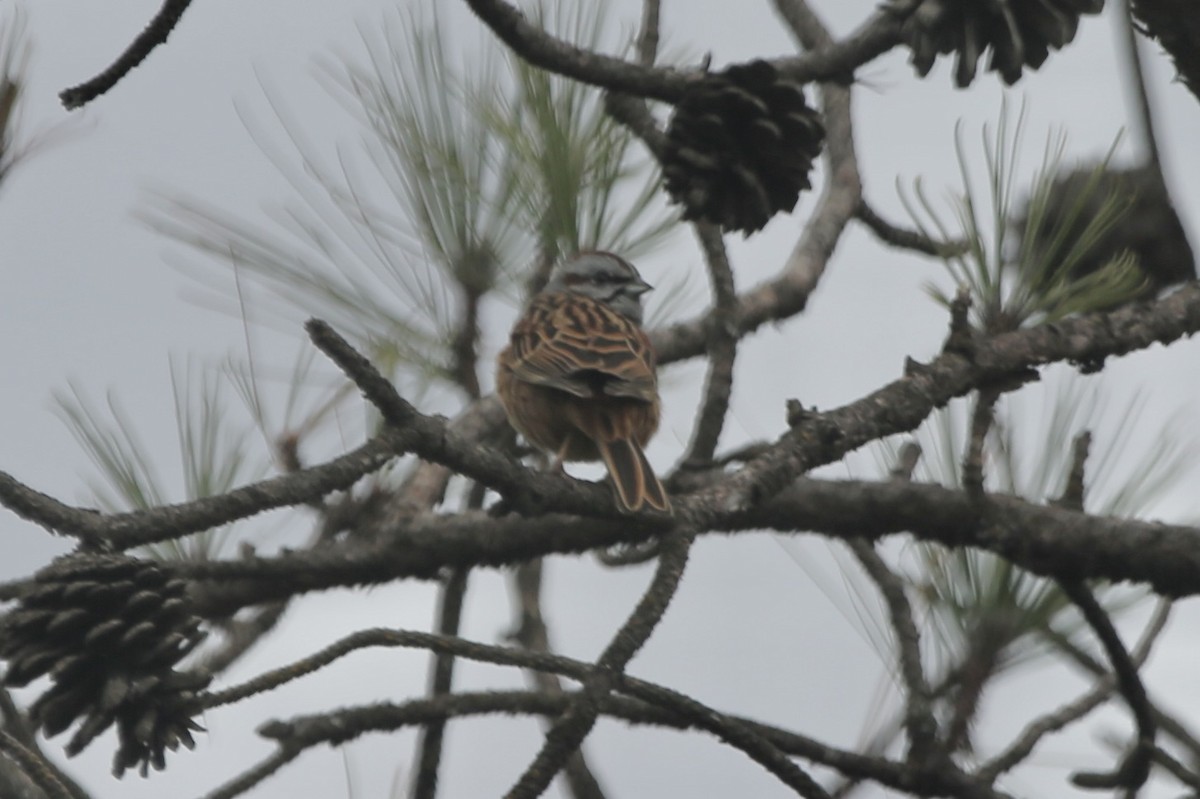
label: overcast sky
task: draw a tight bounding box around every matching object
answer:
[2,1,1199,797]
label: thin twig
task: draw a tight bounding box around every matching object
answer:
[411,482,483,799]
[253,685,1007,799]
[855,202,970,258]
[1050,621,1200,767]
[59,0,194,109]
[460,0,906,102]
[889,442,922,481]
[1053,432,1092,510]
[634,0,661,66]
[191,539,293,678]
[508,558,608,799]
[194,601,288,677]
[1059,580,1156,792]
[978,599,1171,781]
[449,288,483,400]
[602,92,666,156]
[1044,431,1156,790]
[677,222,738,470]
[1150,746,1200,792]
[203,627,880,793]
[505,530,696,798]
[625,674,839,799]
[849,541,938,763]
[389,395,511,519]
[961,387,999,498]
[0,688,91,799]
[772,0,835,51]
[410,567,470,799]
[0,434,401,550]
[983,683,1115,782]
[461,0,690,101]
[601,0,666,171]
[199,629,562,710]
[0,731,75,799]
[201,745,300,799]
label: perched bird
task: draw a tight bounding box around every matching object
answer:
[496,252,671,513]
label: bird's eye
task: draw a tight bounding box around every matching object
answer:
[593,272,617,284]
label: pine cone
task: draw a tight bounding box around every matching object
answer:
[662,60,824,235]
[0,553,209,777]
[1016,164,1196,299]
[898,0,1105,87]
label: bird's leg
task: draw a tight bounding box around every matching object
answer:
[551,438,572,474]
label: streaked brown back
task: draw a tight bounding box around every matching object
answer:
[506,292,658,402]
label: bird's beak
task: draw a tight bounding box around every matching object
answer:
[632,278,653,296]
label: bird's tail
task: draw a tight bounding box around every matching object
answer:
[597,438,671,514]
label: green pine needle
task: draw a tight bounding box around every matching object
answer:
[904,101,1148,333]
[54,360,269,562]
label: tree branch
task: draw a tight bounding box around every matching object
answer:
[1059,580,1156,792]
[683,282,1200,520]
[205,627,894,795]
[848,541,938,763]
[507,559,608,799]
[0,732,75,799]
[202,746,299,799]
[634,0,660,66]
[176,469,1200,619]
[0,434,400,550]
[1045,431,1156,791]
[460,0,909,102]
[59,0,194,109]
[506,529,698,797]
[961,387,1000,497]
[410,566,470,799]
[1045,615,1200,767]
[677,222,738,470]
[772,0,835,51]
[250,686,1011,799]
[855,201,969,258]
[0,689,90,799]
[1149,746,1200,793]
[978,599,1170,782]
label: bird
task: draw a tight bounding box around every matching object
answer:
[496,251,671,513]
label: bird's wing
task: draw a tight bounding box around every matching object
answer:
[506,292,657,402]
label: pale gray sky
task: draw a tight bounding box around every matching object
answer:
[2,1,1199,797]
